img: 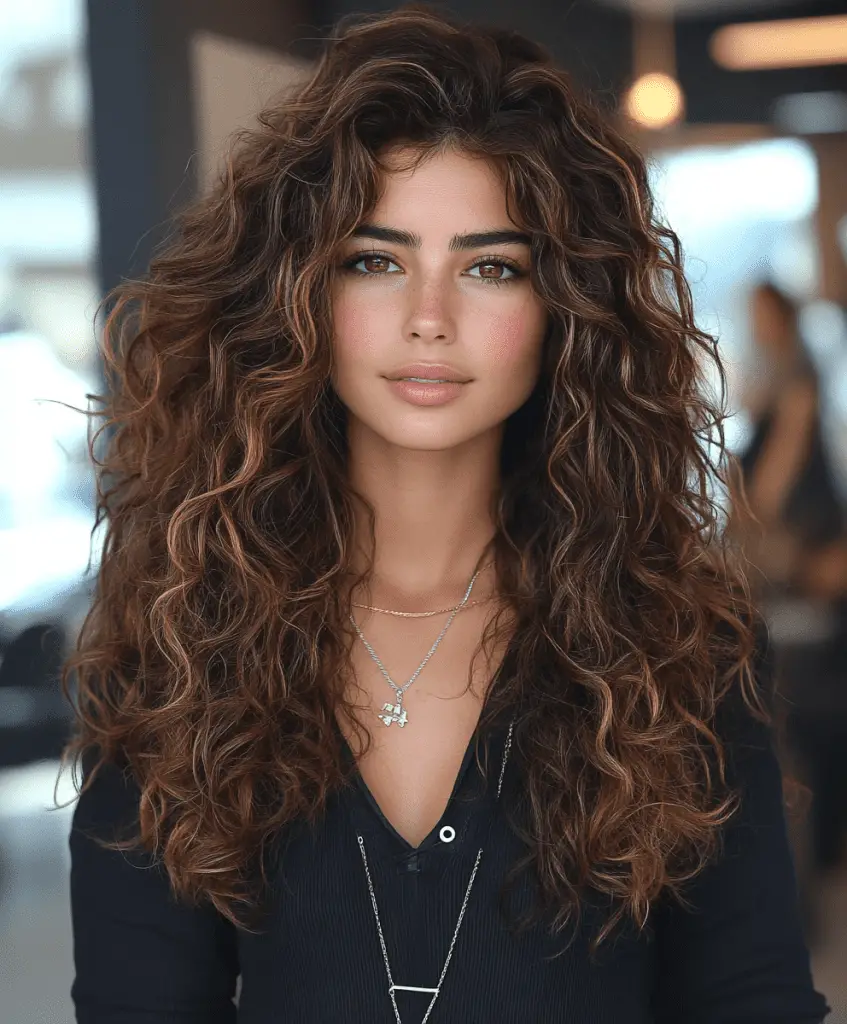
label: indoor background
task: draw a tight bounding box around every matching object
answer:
[1,0,846,1019]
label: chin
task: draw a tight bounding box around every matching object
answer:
[354,411,494,453]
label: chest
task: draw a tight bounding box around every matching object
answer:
[337,606,507,848]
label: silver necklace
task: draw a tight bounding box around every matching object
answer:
[350,597,489,618]
[356,716,515,1024]
[352,562,494,618]
[348,563,487,728]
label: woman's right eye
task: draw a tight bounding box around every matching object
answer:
[342,253,400,276]
[342,251,401,276]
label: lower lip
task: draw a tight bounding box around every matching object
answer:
[385,378,468,406]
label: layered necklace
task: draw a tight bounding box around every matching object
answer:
[347,559,515,1022]
[355,718,513,1023]
[348,560,493,728]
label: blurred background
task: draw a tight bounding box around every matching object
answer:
[1,0,846,1019]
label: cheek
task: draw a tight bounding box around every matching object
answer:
[333,291,365,345]
[331,289,387,369]
[476,301,547,375]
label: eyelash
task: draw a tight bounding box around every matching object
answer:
[340,250,525,287]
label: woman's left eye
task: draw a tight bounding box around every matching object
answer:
[466,260,520,285]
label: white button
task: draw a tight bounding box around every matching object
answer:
[439,825,456,843]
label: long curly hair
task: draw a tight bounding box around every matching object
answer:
[62,3,762,947]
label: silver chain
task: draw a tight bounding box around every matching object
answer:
[350,597,489,618]
[356,716,514,1024]
[348,563,487,728]
[351,562,494,618]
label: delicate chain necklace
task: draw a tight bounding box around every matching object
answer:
[351,561,494,619]
[356,716,514,1024]
[348,562,487,729]
[351,597,490,618]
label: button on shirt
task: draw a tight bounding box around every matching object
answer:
[69,693,830,1023]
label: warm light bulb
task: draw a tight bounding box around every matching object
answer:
[624,72,685,130]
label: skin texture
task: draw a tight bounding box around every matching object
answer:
[330,146,548,846]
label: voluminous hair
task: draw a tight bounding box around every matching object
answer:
[63,2,762,948]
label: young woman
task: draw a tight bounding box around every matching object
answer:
[732,281,847,934]
[64,7,829,1022]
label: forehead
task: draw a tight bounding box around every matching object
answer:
[372,146,511,222]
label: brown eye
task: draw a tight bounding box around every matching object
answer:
[361,256,391,273]
[478,263,505,279]
[343,252,400,276]
[467,259,521,285]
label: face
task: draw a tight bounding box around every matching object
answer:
[330,146,548,452]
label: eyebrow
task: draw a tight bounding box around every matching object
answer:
[350,223,532,251]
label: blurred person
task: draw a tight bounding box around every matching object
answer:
[61,7,828,1022]
[731,281,847,915]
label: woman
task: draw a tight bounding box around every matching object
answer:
[63,7,828,1022]
[733,283,845,589]
[732,282,847,924]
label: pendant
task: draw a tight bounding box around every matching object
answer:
[378,701,408,727]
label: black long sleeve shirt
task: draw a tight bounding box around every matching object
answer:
[69,688,830,1023]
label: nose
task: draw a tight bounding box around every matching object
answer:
[403,276,455,343]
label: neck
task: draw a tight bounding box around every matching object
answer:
[344,418,501,607]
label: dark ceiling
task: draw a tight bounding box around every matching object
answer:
[316,0,847,123]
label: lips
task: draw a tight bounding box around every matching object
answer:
[385,362,472,383]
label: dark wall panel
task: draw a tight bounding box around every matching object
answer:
[676,0,847,124]
[316,0,633,102]
[85,0,313,297]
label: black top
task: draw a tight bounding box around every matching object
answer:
[69,687,830,1023]
[737,380,845,553]
[737,379,847,714]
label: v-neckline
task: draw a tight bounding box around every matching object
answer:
[333,713,495,852]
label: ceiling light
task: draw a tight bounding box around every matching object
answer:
[624,72,685,129]
[711,14,847,71]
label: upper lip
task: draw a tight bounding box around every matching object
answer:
[384,363,473,383]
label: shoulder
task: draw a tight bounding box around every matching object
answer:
[71,747,145,848]
[69,748,240,1021]
[710,615,781,794]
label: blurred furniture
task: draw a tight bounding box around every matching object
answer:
[0,623,73,769]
